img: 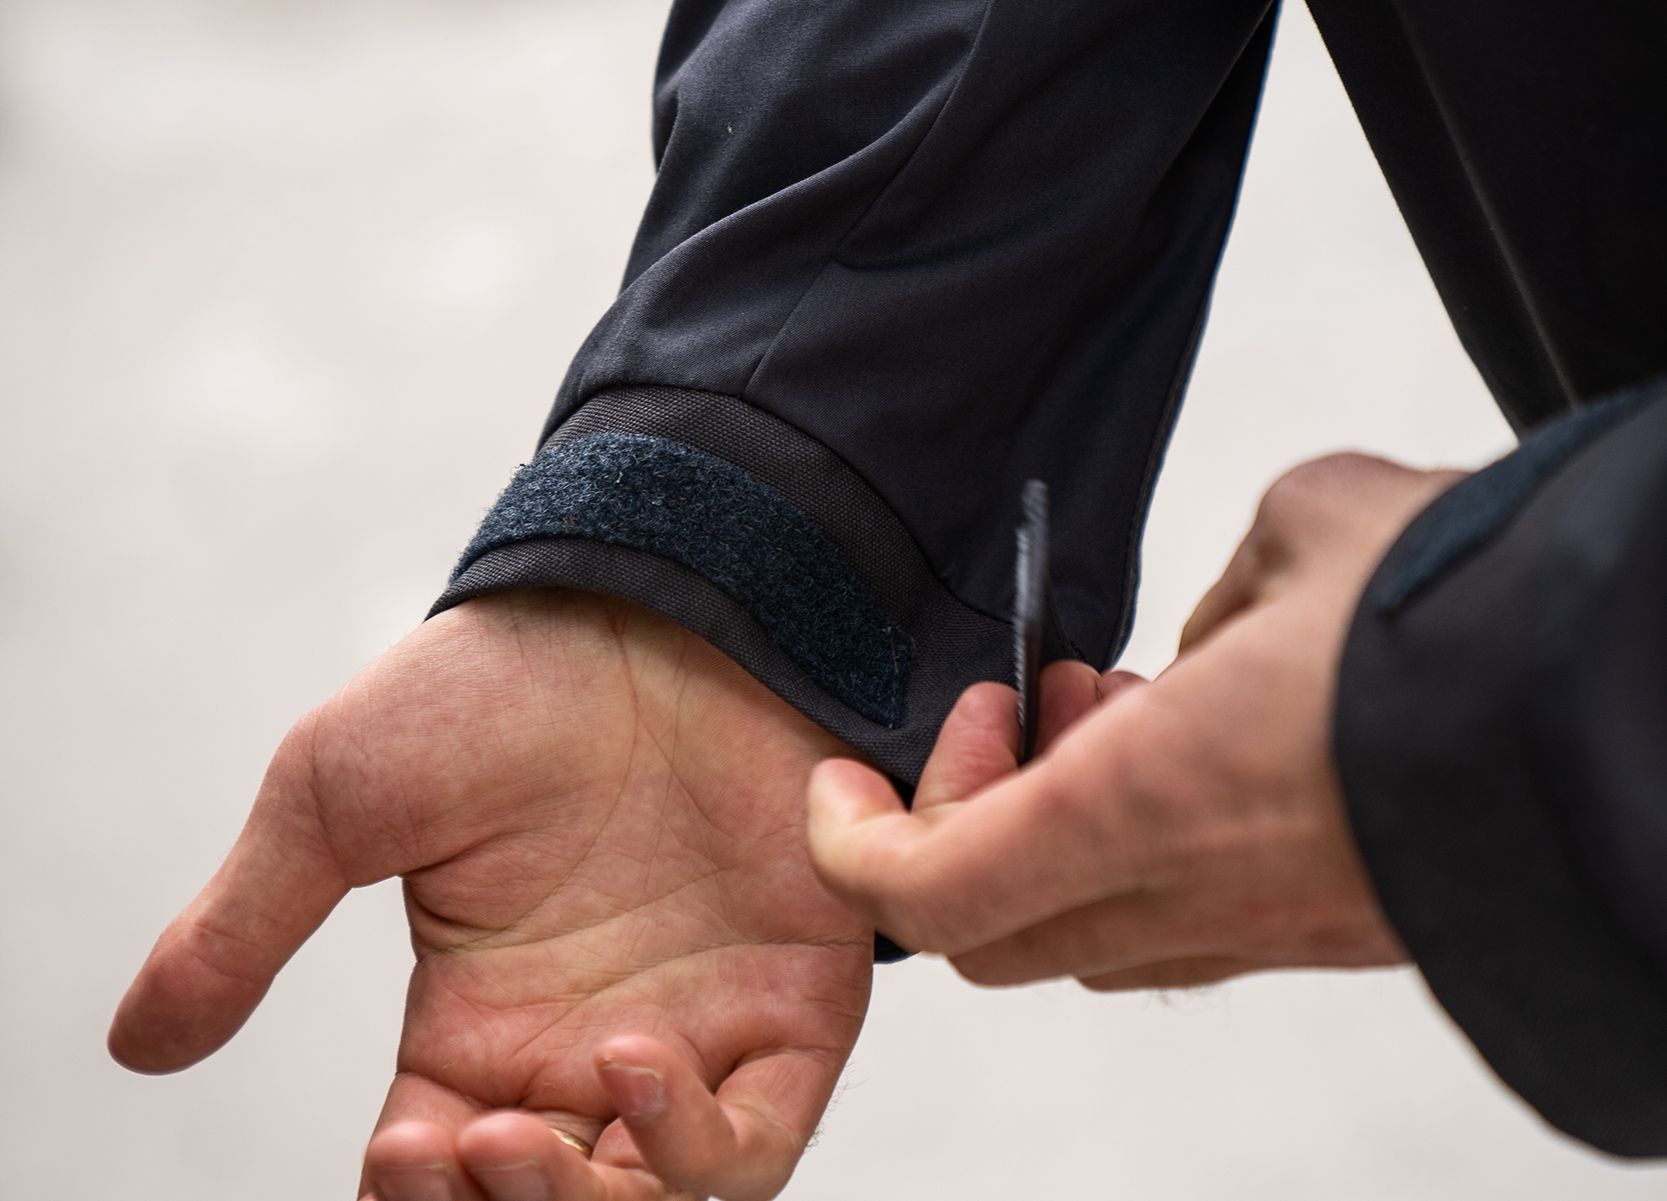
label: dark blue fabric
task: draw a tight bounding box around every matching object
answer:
[1530,387,1667,980]
[1337,376,1667,1157]
[1372,378,1663,613]
[1310,0,1667,430]
[455,433,913,726]
[548,0,1279,669]
[437,0,1667,1128]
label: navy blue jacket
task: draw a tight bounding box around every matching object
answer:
[434,0,1667,1156]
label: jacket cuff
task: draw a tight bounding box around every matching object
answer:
[433,384,1072,785]
[1334,381,1667,1157]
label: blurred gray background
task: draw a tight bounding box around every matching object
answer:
[1,1,1659,1197]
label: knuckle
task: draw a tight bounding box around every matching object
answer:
[1034,743,1118,842]
[1255,463,1320,531]
[250,711,337,855]
[949,947,1025,987]
[270,705,328,794]
[1063,748,1183,892]
[175,911,271,989]
[1314,449,1390,473]
[1017,755,1080,820]
[1259,453,1397,527]
[954,682,1018,726]
[264,700,392,877]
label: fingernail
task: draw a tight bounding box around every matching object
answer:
[601,1062,666,1121]
[472,1160,550,1201]
[373,1165,452,1201]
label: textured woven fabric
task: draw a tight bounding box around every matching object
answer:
[435,386,1043,783]
[455,432,913,726]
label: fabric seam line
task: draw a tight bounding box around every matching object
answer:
[553,381,1019,634]
[735,0,1002,400]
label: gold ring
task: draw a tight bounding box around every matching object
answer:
[551,1127,594,1159]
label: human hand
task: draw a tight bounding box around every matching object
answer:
[110,590,872,1201]
[807,453,1462,991]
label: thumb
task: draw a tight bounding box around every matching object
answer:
[108,713,349,1073]
[915,662,1120,812]
[913,683,1022,811]
[806,757,928,901]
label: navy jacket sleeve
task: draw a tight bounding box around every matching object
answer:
[430,0,1278,782]
[1336,378,1667,1158]
[1304,0,1667,1162]
[428,0,1667,1137]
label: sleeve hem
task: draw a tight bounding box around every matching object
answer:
[431,384,1069,785]
[1335,386,1667,1158]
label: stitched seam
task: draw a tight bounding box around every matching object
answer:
[1108,7,1277,664]
[554,382,1018,632]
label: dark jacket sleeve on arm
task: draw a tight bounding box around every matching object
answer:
[1336,377,1667,1158]
[431,0,1277,785]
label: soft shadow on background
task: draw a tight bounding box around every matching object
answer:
[0,2,1658,1197]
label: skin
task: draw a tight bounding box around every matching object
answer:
[808,453,1465,992]
[109,590,873,1201]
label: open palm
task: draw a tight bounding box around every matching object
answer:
[110,590,874,1201]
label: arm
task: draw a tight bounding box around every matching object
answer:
[438,0,1280,779]
[112,1,1282,1196]
[1337,377,1667,1155]
[808,378,1667,1157]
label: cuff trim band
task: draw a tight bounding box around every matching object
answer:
[453,431,912,727]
